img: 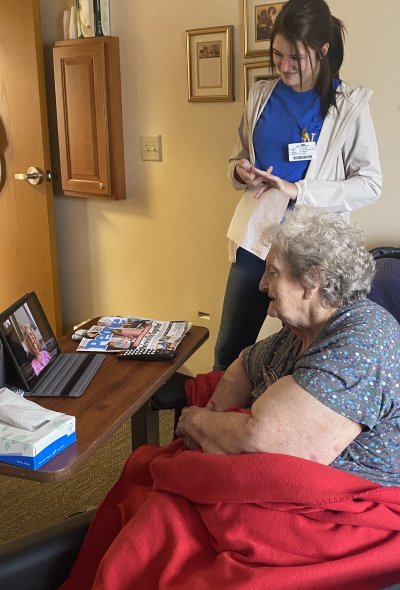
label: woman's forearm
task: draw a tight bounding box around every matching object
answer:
[207,356,253,411]
[177,407,255,454]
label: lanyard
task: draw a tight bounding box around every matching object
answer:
[301,128,316,143]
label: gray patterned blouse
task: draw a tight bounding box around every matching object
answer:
[242,299,400,486]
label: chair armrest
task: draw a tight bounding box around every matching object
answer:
[0,509,95,590]
[151,372,189,410]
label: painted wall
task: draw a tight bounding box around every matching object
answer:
[40,0,400,375]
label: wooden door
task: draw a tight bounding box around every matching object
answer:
[0,0,61,334]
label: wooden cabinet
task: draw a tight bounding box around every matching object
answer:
[53,36,125,199]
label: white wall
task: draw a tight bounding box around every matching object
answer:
[41,1,400,375]
[329,0,400,242]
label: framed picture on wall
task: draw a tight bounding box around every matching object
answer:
[243,61,278,103]
[244,0,286,57]
[186,25,234,102]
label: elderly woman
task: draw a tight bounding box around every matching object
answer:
[22,324,52,376]
[60,208,400,590]
[177,207,400,486]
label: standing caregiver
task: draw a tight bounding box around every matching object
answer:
[214,0,382,371]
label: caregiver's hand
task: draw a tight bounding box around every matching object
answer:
[234,159,269,186]
[252,166,298,200]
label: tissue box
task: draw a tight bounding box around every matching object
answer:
[0,415,76,470]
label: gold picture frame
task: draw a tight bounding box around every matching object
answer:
[186,25,234,102]
[244,0,286,57]
[243,61,278,103]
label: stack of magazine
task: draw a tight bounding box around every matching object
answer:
[75,316,191,353]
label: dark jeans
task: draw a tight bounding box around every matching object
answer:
[213,248,270,370]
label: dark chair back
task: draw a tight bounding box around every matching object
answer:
[367,247,400,323]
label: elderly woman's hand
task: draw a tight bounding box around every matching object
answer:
[180,434,201,450]
[176,406,228,454]
[177,406,219,450]
[175,406,204,442]
[175,406,200,449]
[176,403,253,455]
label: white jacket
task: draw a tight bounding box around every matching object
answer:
[227,79,382,261]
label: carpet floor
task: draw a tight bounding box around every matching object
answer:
[0,411,174,544]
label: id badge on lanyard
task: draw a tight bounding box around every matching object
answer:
[288,142,316,161]
[288,128,316,162]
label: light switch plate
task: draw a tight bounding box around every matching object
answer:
[140,135,162,161]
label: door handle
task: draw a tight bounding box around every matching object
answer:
[14,166,44,185]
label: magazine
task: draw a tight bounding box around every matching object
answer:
[75,316,191,353]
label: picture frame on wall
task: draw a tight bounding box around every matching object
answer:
[186,25,234,102]
[244,0,286,57]
[243,61,278,103]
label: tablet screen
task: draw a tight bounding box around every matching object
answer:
[0,293,58,390]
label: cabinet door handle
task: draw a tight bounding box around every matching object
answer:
[14,166,44,185]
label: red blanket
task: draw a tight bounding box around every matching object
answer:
[60,373,400,590]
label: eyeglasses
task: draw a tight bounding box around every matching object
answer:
[262,365,279,388]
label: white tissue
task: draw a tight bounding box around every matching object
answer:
[0,388,64,431]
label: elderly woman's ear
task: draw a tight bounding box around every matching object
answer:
[303,267,322,299]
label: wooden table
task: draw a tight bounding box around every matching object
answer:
[0,325,209,482]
